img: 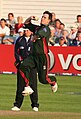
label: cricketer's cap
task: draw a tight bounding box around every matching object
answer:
[18,28,24,33]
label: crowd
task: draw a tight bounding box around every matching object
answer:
[0,12,81,46]
[48,13,81,46]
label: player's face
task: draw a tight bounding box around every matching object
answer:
[24,29,33,37]
[19,32,24,36]
[41,14,50,25]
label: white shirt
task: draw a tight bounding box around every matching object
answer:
[69,31,77,40]
[54,43,67,46]
[25,37,30,42]
[0,26,10,36]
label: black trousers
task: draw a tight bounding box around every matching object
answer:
[14,68,39,108]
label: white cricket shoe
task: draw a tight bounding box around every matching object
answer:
[51,82,58,93]
[11,106,20,111]
[22,86,34,96]
[33,107,38,112]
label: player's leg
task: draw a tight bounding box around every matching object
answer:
[11,69,25,111]
[19,55,36,96]
[37,54,58,92]
[29,68,39,111]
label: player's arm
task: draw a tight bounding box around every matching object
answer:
[24,16,38,24]
[38,26,50,38]
[24,17,32,24]
[14,37,22,68]
[14,39,24,68]
[32,27,50,42]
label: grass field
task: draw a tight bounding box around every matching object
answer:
[0,74,81,119]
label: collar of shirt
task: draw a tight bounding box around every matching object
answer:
[25,37,30,42]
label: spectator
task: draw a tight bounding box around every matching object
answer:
[68,24,78,45]
[78,25,81,32]
[60,22,65,31]
[2,37,14,45]
[60,29,69,45]
[0,18,10,44]
[61,29,69,37]
[15,16,24,33]
[3,28,24,44]
[49,12,56,27]
[48,25,56,46]
[75,15,81,27]
[54,36,67,46]
[67,32,81,46]
[54,19,62,40]
[76,32,81,46]
[6,13,16,35]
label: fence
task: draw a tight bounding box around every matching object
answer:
[0,44,81,75]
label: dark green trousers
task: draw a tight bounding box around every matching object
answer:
[19,54,56,86]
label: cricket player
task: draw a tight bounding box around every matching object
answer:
[11,27,39,111]
[19,11,58,96]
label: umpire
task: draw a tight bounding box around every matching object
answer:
[11,27,39,111]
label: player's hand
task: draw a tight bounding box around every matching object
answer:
[33,35,40,42]
[14,60,23,69]
[14,61,19,69]
[31,16,39,21]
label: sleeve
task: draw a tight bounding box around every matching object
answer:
[25,22,38,33]
[15,36,28,61]
[14,38,20,62]
[38,26,51,38]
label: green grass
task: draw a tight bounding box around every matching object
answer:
[0,74,81,119]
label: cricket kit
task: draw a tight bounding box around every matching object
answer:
[14,36,39,108]
[19,24,57,87]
